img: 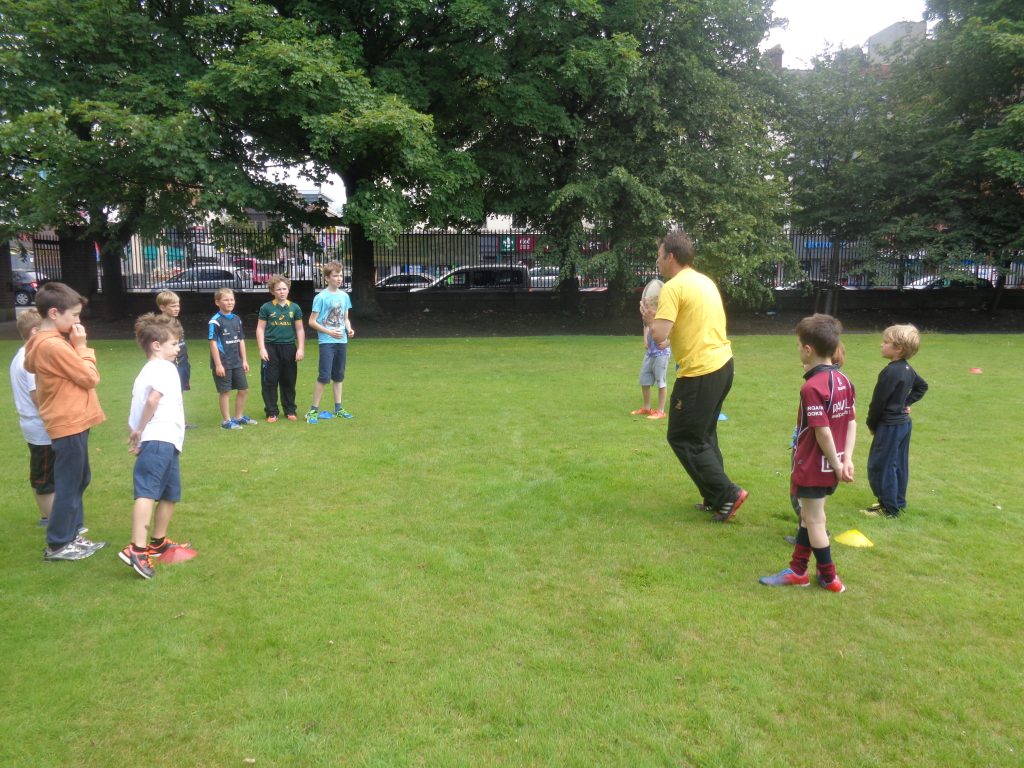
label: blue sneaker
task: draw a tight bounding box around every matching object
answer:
[317,410,334,420]
[222,420,242,430]
[335,408,354,419]
[305,408,318,425]
[235,415,258,425]
[759,568,810,587]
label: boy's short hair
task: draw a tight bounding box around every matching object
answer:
[660,230,696,267]
[267,274,291,292]
[156,290,180,308]
[884,324,921,359]
[214,286,235,301]
[795,313,843,358]
[16,307,43,340]
[134,312,182,353]
[35,282,88,316]
[321,261,343,279]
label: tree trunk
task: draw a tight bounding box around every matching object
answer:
[56,228,98,302]
[349,222,382,319]
[98,240,128,320]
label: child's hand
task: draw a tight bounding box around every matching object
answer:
[840,458,854,484]
[347,327,355,339]
[260,348,269,362]
[127,430,142,455]
[69,323,88,349]
[295,349,305,361]
[214,364,225,378]
[328,328,345,339]
[242,360,249,373]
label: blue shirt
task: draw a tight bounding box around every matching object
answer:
[312,289,352,344]
[208,311,244,369]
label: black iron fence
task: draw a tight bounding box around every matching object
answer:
[14,228,1024,293]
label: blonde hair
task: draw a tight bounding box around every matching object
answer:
[884,324,921,359]
[321,261,343,279]
[134,312,182,354]
[214,286,235,301]
[155,290,180,308]
[267,274,290,292]
[16,307,42,340]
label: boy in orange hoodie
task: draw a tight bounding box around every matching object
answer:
[24,282,108,561]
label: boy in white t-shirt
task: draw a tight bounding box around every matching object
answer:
[9,309,55,526]
[118,313,193,579]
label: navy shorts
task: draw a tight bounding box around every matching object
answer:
[213,366,248,393]
[29,442,55,495]
[317,344,347,384]
[794,484,836,500]
[133,441,182,502]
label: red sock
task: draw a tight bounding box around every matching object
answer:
[789,545,811,576]
[816,562,837,583]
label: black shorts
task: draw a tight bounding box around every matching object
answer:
[29,442,55,495]
[795,485,836,500]
[213,366,248,393]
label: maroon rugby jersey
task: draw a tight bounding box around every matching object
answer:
[791,364,856,489]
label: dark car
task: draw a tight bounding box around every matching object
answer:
[11,270,48,306]
[411,265,530,292]
[904,275,994,290]
[152,267,252,292]
[375,273,433,291]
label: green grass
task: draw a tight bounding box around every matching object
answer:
[1,333,1021,767]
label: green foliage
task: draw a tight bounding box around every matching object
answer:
[0,333,1021,766]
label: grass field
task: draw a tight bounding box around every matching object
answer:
[1,332,1021,767]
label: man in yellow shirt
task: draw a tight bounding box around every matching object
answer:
[640,230,748,522]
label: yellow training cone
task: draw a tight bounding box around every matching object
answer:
[835,529,874,548]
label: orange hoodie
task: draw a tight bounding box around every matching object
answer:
[23,329,106,439]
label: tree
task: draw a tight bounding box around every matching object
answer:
[0,0,297,317]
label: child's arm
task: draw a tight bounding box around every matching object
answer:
[643,324,651,348]
[239,337,249,373]
[294,317,305,361]
[46,335,101,390]
[813,426,852,483]
[256,319,269,362]
[345,308,355,339]
[840,419,856,483]
[209,339,225,378]
[308,310,341,339]
[128,388,162,455]
[907,372,928,407]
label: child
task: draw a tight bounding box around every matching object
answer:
[9,308,55,527]
[208,287,256,430]
[119,313,193,579]
[256,275,305,422]
[156,290,196,429]
[630,321,671,420]
[761,314,855,593]
[23,282,108,561]
[305,261,355,425]
[864,324,928,518]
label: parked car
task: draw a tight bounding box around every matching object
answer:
[152,267,252,292]
[904,275,994,290]
[375,273,433,291]
[774,278,848,292]
[411,265,530,292]
[10,269,48,306]
[231,257,279,285]
[529,265,561,291]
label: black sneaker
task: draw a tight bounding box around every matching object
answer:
[118,545,154,579]
[712,488,749,523]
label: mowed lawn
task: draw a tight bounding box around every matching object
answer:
[0,332,1020,767]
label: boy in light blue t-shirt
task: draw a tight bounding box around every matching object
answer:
[305,261,355,425]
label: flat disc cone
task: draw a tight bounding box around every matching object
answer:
[834,529,873,548]
[159,546,198,564]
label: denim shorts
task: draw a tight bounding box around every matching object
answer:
[133,440,182,502]
[213,366,248,393]
[639,353,670,388]
[317,343,347,384]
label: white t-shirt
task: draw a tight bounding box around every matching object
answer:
[10,345,50,445]
[129,358,185,452]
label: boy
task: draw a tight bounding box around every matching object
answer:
[208,287,257,429]
[119,313,193,579]
[761,314,855,593]
[630,320,671,420]
[305,261,355,425]
[156,290,196,429]
[864,324,928,518]
[256,275,305,422]
[9,308,54,526]
[24,282,108,561]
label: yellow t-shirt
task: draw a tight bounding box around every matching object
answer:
[655,267,733,377]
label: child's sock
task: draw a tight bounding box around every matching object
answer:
[150,536,165,548]
[789,526,811,574]
[334,402,342,411]
[813,545,837,583]
[131,543,147,554]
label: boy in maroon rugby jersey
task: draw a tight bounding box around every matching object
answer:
[761,314,856,593]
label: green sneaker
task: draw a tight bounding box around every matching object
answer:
[335,408,354,419]
[305,408,319,425]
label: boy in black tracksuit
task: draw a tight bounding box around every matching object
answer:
[865,324,928,518]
